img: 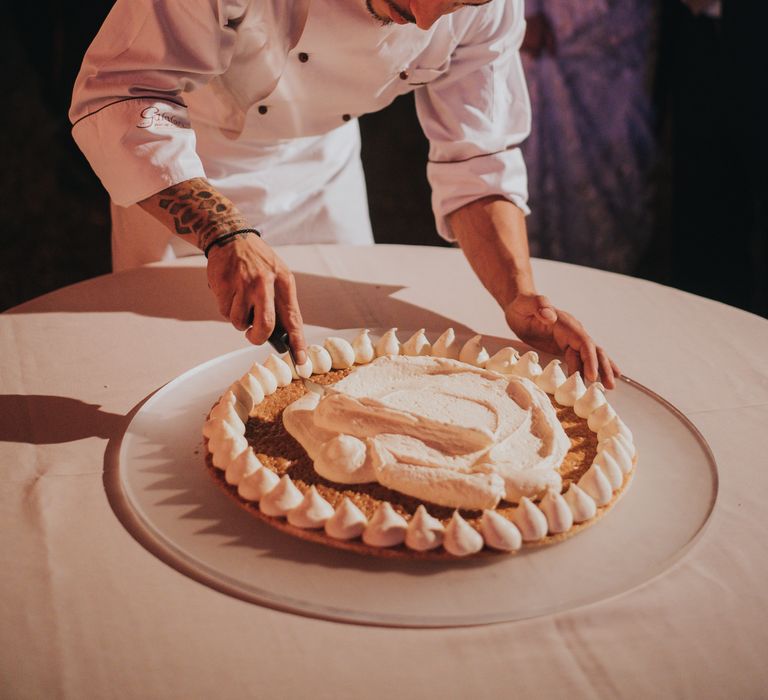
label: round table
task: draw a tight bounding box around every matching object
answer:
[2,245,766,698]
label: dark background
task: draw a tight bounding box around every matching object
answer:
[2,1,765,317]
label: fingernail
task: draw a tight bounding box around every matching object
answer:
[295,350,307,365]
[540,308,557,322]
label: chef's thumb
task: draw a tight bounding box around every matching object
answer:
[534,296,557,324]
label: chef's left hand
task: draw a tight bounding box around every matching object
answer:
[504,293,620,389]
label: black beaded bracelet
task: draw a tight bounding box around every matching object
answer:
[203,228,261,258]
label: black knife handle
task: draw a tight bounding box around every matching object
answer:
[267,319,290,354]
[269,320,303,371]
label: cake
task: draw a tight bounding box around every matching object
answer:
[203,328,637,558]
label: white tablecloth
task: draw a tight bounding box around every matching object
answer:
[2,245,767,698]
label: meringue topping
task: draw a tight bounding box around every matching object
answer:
[221,389,249,422]
[210,425,248,469]
[249,362,278,396]
[202,417,226,442]
[458,334,489,367]
[375,328,401,357]
[405,505,445,551]
[555,372,587,407]
[259,475,304,516]
[287,486,335,529]
[314,434,376,484]
[598,433,636,463]
[587,402,617,432]
[264,353,293,387]
[539,489,574,534]
[511,351,542,381]
[431,328,460,360]
[352,329,375,364]
[443,511,484,556]
[597,417,633,444]
[225,447,262,486]
[210,398,245,433]
[480,510,522,551]
[285,356,570,509]
[536,359,567,395]
[513,497,549,541]
[563,483,597,522]
[307,344,333,374]
[574,382,607,419]
[205,416,241,450]
[362,502,407,547]
[593,451,624,490]
[229,374,263,417]
[371,441,505,510]
[287,353,313,379]
[401,329,432,357]
[238,466,279,502]
[578,464,613,506]
[324,498,368,540]
[485,347,520,374]
[324,336,356,369]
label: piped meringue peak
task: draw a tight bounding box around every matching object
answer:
[204,328,636,557]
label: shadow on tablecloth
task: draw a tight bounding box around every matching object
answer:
[6,266,489,338]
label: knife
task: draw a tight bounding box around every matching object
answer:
[267,320,329,398]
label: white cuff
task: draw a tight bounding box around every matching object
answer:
[428,148,530,241]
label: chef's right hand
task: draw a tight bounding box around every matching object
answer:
[206,234,308,364]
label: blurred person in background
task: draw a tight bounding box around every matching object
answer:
[520,0,656,274]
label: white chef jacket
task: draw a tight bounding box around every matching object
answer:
[70,0,531,270]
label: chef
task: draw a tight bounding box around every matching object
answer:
[70,0,619,386]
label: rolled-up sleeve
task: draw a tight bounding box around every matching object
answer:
[69,0,242,206]
[415,0,531,240]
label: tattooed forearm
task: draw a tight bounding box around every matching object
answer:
[139,178,249,250]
